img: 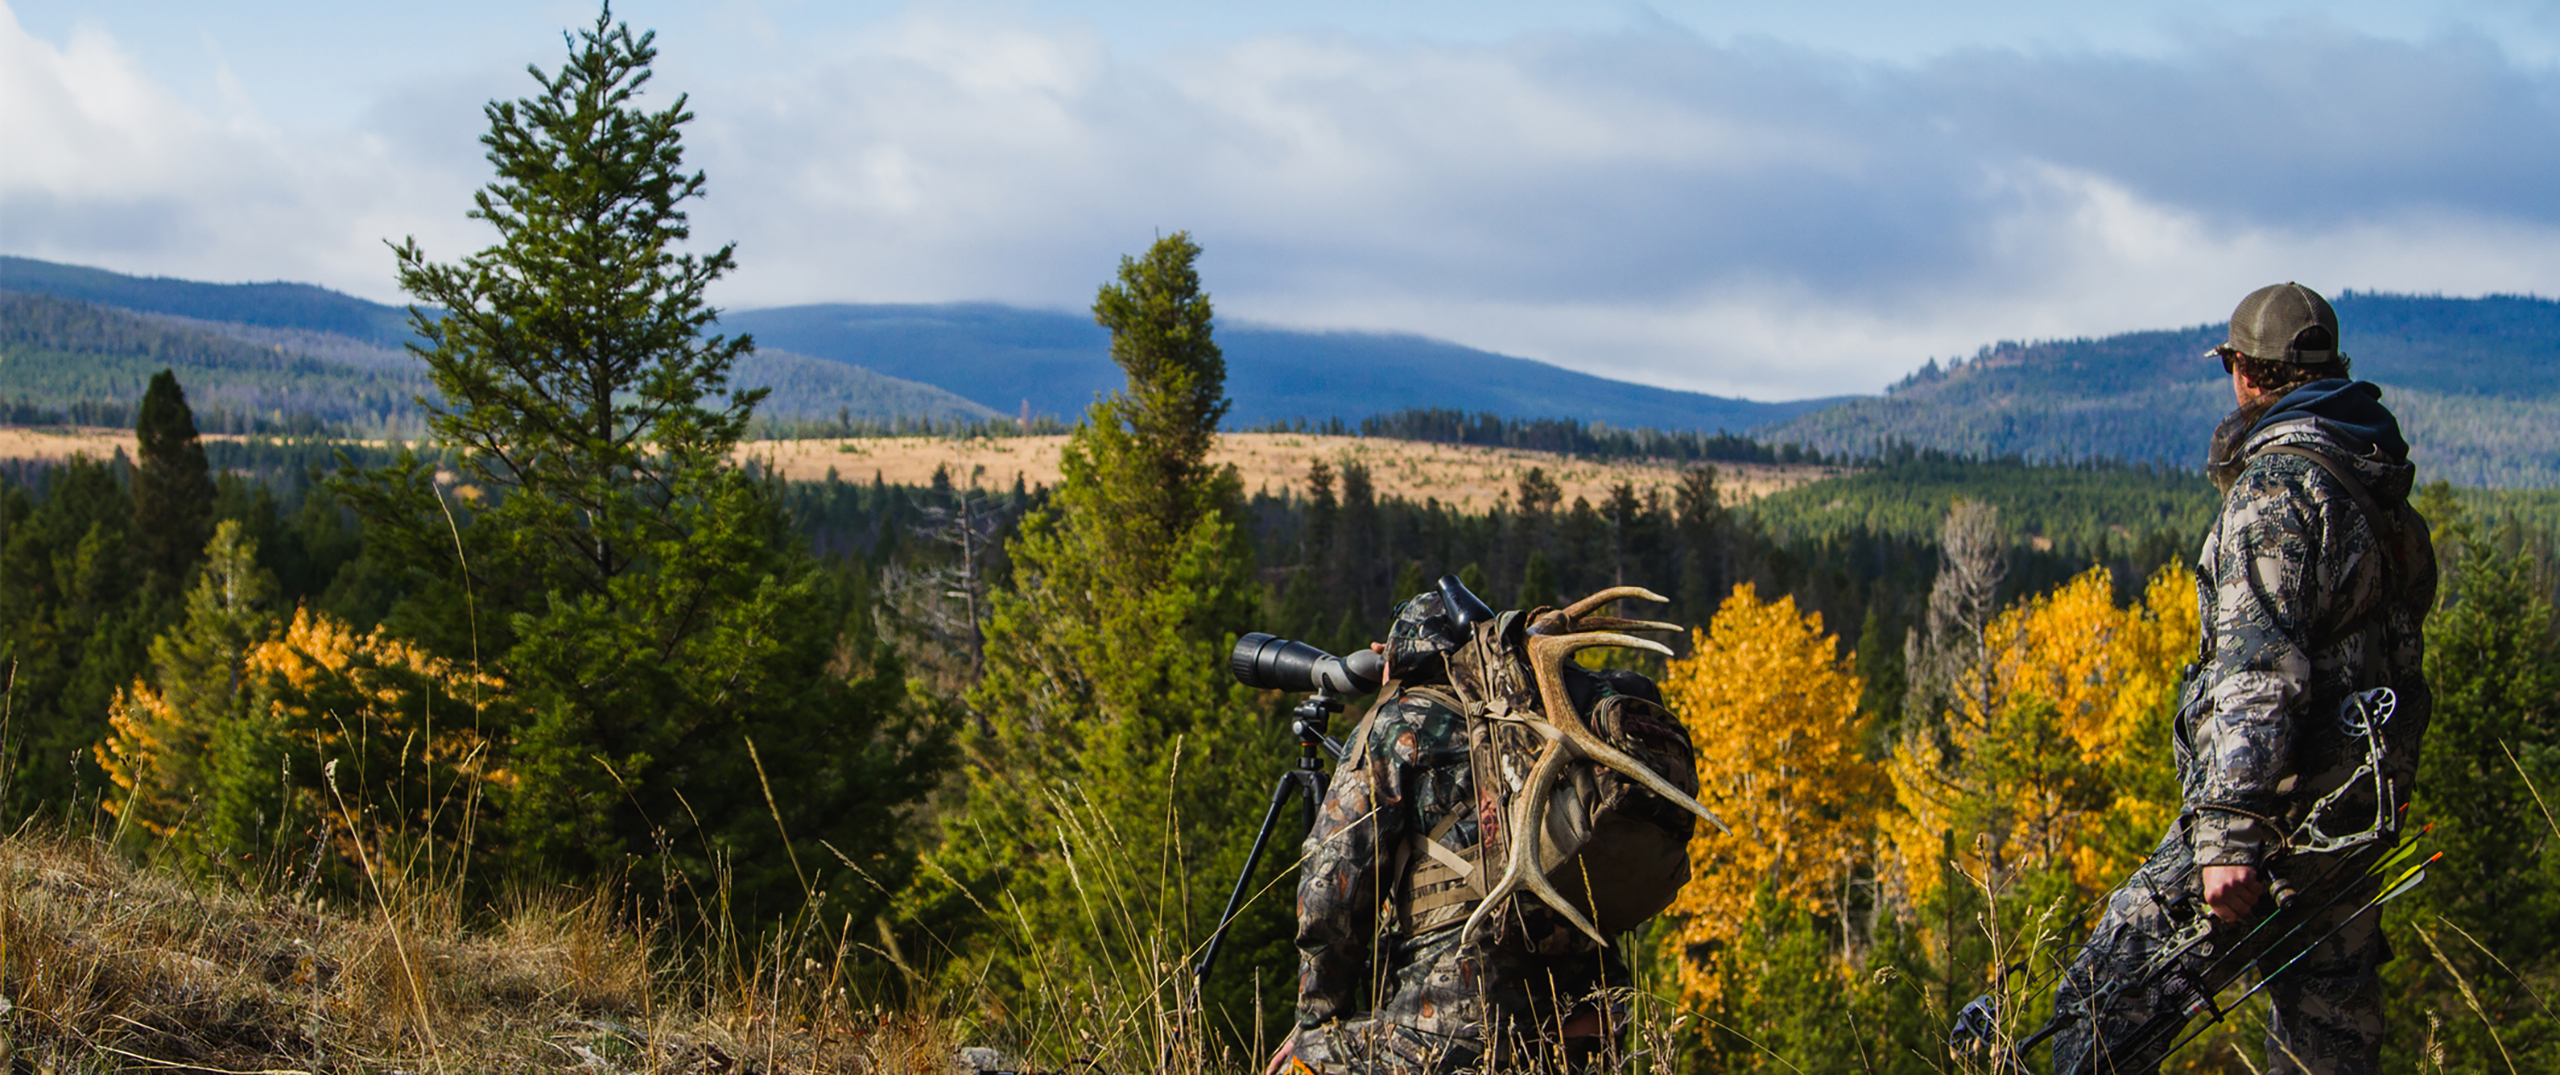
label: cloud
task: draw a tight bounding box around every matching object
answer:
[8,4,2560,400]
[0,3,487,291]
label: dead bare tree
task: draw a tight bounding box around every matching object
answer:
[880,484,1013,694]
[1903,499,2007,736]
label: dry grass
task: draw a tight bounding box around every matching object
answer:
[752,433,1837,511]
[0,831,953,1073]
[0,428,1836,514]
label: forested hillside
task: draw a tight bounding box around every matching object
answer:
[0,255,419,346]
[0,290,428,435]
[0,288,1000,433]
[1764,291,2560,487]
[15,253,2559,491]
[16,406,2556,1069]
[1,257,1820,434]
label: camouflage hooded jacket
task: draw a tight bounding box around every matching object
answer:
[2184,379,2438,867]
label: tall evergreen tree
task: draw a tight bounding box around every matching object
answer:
[932,232,1281,1056]
[341,5,943,919]
[131,369,215,589]
[2412,511,2560,956]
[0,458,160,816]
[97,520,279,851]
[1674,466,1726,625]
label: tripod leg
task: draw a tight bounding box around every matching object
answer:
[1299,768,1330,833]
[1197,769,1307,992]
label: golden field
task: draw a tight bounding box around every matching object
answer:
[1,429,1836,510]
[746,434,1837,509]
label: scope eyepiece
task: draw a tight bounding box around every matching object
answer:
[1230,633,1386,696]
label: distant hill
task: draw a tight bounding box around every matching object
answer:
[0,258,1835,435]
[0,290,428,435]
[10,258,2555,488]
[718,303,1846,431]
[0,289,997,434]
[1759,292,2560,488]
[0,256,420,347]
[729,349,1001,425]
[0,260,1003,431]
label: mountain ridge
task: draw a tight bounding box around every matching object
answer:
[715,302,1849,431]
[0,258,1845,434]
[5,257,2555,487]
[1763,291,2560,487]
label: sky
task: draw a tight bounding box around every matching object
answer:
[5,1,2559,401]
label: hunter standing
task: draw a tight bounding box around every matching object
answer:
[2047,283,2438,1074]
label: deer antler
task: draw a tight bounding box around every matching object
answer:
[1525,631,1726,835]
[1557,585,1669,620]
[1568,615,1685,635]
[1460,729,1595,944]
[1460,594,1732,947]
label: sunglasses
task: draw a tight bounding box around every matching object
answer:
[2213,346,2246,374]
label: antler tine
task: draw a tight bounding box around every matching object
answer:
[1558,586,1670,621]
[1569,616,1684,635]
[1510,844,1609,946]
[1461,739,1608,947]
[1543,631,1675,661]
[1526,633,1730,835]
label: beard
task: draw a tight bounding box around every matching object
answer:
[2206,391,2290,494]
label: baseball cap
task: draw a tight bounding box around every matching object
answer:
[2218,282,2347,365]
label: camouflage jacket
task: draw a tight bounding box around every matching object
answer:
[1295,684,1624,1049]
[2183,381,2438,867]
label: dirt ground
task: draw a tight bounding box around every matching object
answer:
[1,428,1836,509]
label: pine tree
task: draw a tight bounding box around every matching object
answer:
[2414,512,2560,959]
[0,457,159,815]
[2385,498,2560,1071]
[342,6,943,920]
[932,232,1279,1055]
[1674,468,1726,630]
[131,370,215,590]
[97,520,278,849]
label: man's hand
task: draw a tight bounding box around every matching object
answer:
[2202,864,2267,922]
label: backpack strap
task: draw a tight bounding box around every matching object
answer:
[2254,444,2405,664]
[1398,811,1484,933]
[2256,445,2392,548]
[1381,684,1487,935]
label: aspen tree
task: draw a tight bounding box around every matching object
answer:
[1660,583,1880,1007]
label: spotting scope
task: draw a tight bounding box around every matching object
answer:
[1229,633,1386,696]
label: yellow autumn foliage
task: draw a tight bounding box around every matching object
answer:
[1883,564,2195,902]
[1657,583,1882,1007]
[247,606,511,836]
[100,686,191,838]
[102,604,509,866]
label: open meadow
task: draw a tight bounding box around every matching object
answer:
[0,427,1837,511]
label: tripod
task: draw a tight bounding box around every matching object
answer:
[1194,690,1348,993]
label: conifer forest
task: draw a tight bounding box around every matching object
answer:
[3,10,2558,1074]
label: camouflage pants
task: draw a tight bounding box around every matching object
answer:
[2048,822,2387,1075]
[1286,1018,1485,1075]
[1285,1011,1615,1075]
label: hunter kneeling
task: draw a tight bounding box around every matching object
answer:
[1271,577,1727,1075]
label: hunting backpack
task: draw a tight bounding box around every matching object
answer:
[1377,586,1717,947]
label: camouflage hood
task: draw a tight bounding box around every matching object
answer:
[2210,379,2415,499]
